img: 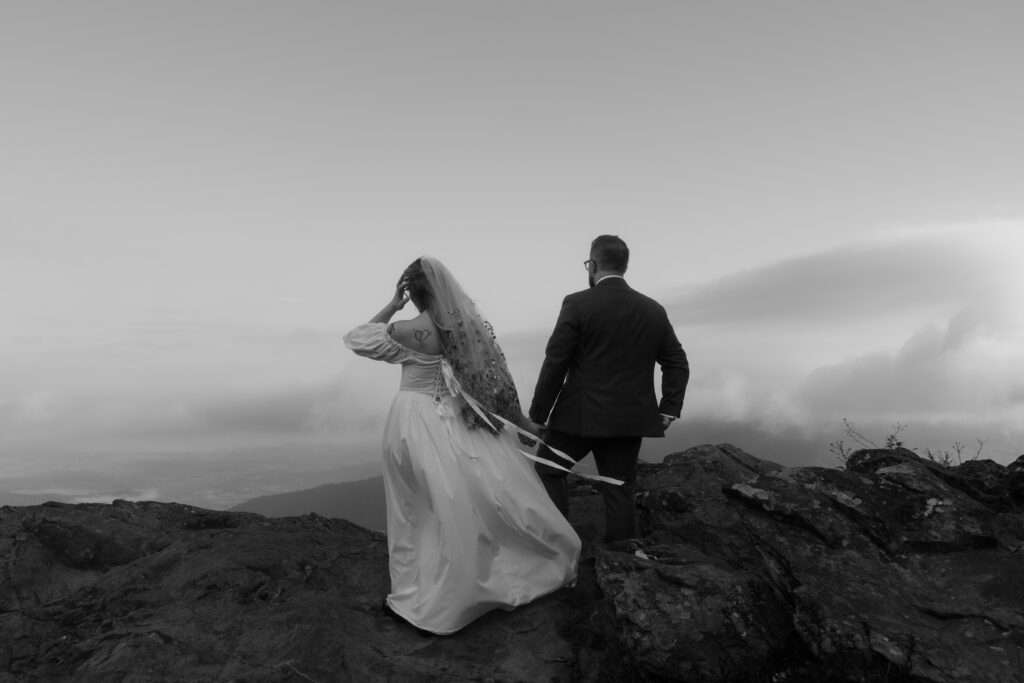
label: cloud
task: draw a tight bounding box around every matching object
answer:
[123,319,341,350]
[664,221,1019,326]
[7,220,1022,466]
[0,391,57,425]
[651,221,1024,461]
[0,365,394,452]
[796,298,1024,423]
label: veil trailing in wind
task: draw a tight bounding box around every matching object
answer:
[416,257,523,432]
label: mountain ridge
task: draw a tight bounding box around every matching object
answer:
[229,476,386,531]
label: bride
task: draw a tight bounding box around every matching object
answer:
[343,257,581,635]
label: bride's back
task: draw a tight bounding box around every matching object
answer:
[389,313,443,356]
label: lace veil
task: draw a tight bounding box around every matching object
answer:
[413,257,523,431]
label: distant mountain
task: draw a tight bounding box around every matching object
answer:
[0,491,70,507]
[230,476,386,531]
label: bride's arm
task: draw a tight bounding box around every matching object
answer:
[368,282,409,323]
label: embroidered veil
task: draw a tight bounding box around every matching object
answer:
[405,257,523,431]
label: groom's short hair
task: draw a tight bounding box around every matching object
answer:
[591,235,629,272]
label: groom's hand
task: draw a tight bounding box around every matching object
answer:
[528,420,549,440]
[515,418,547,446]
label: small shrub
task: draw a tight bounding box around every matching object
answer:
[830,419,985,470]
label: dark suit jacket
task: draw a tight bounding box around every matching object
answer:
[529,277,689,438]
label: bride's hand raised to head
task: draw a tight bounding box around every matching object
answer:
[368,280,410,324]
[389,279,410,311]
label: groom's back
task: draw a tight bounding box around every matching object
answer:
[543,278,682,437]
[568,282,670,385]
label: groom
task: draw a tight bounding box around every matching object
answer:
[529,235,689,543]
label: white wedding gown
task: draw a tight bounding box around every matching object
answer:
[344,323,581,634]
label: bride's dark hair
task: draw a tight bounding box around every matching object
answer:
[400,257,522,431]
[400,259,432,312]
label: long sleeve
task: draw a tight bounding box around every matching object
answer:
[529,297,579,423]
[656,319,689,418]
[343,322,413,365]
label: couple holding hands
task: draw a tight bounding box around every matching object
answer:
[344,234,689,635]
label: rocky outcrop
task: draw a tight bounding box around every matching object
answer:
[614,445,1024,682]
[0,501,576,682]
[2,444,1023,681]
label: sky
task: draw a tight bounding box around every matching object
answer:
[2,1,1023,494]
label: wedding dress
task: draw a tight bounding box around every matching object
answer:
[344,322,581,635]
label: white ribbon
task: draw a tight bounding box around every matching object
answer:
[516,448,627,486]
[440,360,624,486]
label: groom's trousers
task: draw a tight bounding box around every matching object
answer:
[535,431,643,543]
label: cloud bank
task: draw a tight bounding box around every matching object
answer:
[3,220,1021,469]
[665,221,1024,460]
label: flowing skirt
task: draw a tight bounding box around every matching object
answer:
[381,390,581,634]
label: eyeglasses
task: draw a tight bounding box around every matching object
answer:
[583,259,596,271]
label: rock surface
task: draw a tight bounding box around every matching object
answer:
[2,444,1022,681]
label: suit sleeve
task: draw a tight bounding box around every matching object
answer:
[529,296,579,424]
[656,314,689,418]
